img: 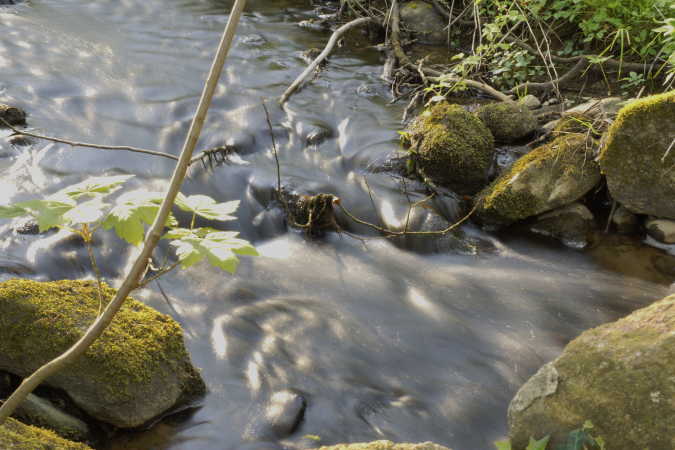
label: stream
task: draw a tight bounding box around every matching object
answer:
[0,1,673,449]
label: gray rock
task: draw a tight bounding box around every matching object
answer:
[245,390,306,440]
[15,393,90,442]
[476,102,538,143]
[612,205,639,234]
[646,218,675,244]
[564,97,625,118]
[400,1,447,45]
[507,362,558,421]
[519,94,541,110]
[529,203,595,248]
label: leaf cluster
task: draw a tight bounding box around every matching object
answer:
[495,421,606,450]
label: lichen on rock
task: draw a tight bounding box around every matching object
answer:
[0,279,206,428]
[474,133,601,227]
[508,293,675,450]
[406,102,494,194]
[476,102,538,143]
[599,91,675,219]
[0,417,92,450]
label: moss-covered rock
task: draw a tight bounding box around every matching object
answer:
[551,113,600,138]
[598,91,675,219]
[476,102,537,143]
[508,294,675,450]
[0,417,92,450]
[311,441,451,450]
[0,279,206,428]
[0,103,26,127]
[399,1,446,45]
[407,103,494,194]
[475,134,601,227]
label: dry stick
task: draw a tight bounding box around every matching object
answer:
[280,17,373,104]
[0,0,248,424]
[0,117,215,167]
[511,57,589,94]
[389,0,512,103]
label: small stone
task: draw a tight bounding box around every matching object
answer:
[0,104,26,127]
[476,102,538,143]
[519,95,541,110]
[646,218,675,244]
[264,390,306,437]
[306,125,333,147]
[612,205,638,234]
[14,393,90,442]
[399,1,447,45]
[529,202,595,248]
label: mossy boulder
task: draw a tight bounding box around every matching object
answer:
[598,91,675,219]
[508,294,675,450]
[476,102,537,143]
[475,134,601,227]
[0,279,206,428]
[399,1,446,45]
[407,103,494,194]
[312,441,451,450]
[0,417,92,450]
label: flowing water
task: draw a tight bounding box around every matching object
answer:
[0,1,673,449]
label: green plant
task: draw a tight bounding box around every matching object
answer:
[0,175,257,276]
[494,421,606,450]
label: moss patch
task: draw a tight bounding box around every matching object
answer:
[0,418,92,450]
[0,279,205,428]
[407,102,494,194]
[476,102,537,143]
[508,294,675,450]
[475,134,600,226]
[598,90,675,219]
[313,441,451,450]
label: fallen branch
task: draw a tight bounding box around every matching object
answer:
[0,0,249,425]
[511,57,588,94]
[280,17,374,104]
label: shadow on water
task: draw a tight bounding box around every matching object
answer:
[0,0,672,449]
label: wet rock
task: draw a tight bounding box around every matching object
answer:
[0,104,26,127]
[611,205,638,234]
[264,390,306,436]
[475,134,601,227]
[645,218,675,244]
[0,279,206,428]
[519,94,541,110]
[311,441,451,450]
[399,1,447,45]
[476,102,538,143]
[7,134,32,146]
[529,202,595,248]
[508,293,675,450]
[598,91,675,219]
[281,190,338,237]
[0,418,92,449]
[306,124,333,147]
[405,103,494,194]
[14,219,40,235]
[14,393,90,442]
[564,96,625,118]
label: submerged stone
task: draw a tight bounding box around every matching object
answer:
[646,218,675,244]
[508,293,675,450]
[0,417,92,450]
[0,279,206,428]
[611,204,639,234]
[529,202,595,248]
[312,441,451,450]
[598,91,675,219]
[476,102,537,143]
[0,103,26,127]
[406,103,494,194]
[14,393,90,442]
[475,134,601,227]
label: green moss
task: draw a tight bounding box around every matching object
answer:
[0,418,92,450]
[407,102,494,194]
[0,279,205,405]
[598,90,675,218]
[476,102,537,143]
[476,134,599,226]
[510,294,675,449]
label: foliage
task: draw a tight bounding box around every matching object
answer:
[494,421,605,450]
[0,175,257,274]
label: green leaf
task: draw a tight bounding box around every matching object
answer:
[57,174,133,200]
[555,428,594,450]
[103,191,168,246]
[63,197,108,225]
[526,435,550,450]
[165,228,257,273]
[12,198,76,232]
[0,204,30,219]
[175,193,239,221]
[494,440,512,450]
